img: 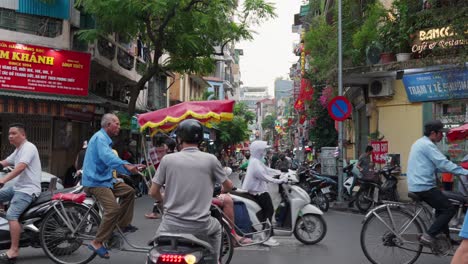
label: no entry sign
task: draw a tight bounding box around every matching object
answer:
[327,96,352,121]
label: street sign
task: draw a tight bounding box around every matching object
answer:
[327,96,352,121]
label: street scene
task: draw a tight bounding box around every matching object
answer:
[0,0,467,264]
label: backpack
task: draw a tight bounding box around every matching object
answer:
[233,201,253,235]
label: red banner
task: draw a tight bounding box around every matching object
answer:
[371,141,389,164]
[0,40,91,96]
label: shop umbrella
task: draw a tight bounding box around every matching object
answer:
[447,123,468,142]
[137,100,235,134]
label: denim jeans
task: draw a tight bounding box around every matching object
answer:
[415,187,456,237]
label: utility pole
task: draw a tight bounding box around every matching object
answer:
[337,0,344,202]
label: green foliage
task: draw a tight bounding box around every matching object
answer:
[214,102,254,146]
[307,86,337,149]
[76,0,276,114]
[262,114,276,131]
[304,17,337,82]
[352,2,385,57]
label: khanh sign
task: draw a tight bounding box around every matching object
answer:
[402,69,468,102]
[0,40,91,96]
[371,141,388,165]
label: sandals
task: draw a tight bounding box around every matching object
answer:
[233,237,253,247]
[87,244,110,259]
[0,253,16,264]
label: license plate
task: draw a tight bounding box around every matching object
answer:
[353,186,360,192]
[321,187,330,194]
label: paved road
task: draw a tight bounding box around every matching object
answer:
[13,196,452,264]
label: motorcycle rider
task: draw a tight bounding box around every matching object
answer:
[150,119,233,264]
[242,140,287,247]
[407,120,468,247]
[0,123,41,263]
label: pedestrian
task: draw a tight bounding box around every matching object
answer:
[0,123,42,263]
[82,113,143,259]
[356,146,374,178]
[144,135,170,219]
[150,119,233,263]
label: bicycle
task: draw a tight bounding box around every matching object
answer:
[360,191,467,264]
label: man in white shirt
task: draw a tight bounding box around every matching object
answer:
[0,123,42,262]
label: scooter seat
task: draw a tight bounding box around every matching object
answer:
[442,191,468,204]
[231,190,258,204]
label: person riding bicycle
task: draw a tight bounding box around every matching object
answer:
[241,140,287,247]
[0,123,41,263]
[82,113,143,259]
[407,120,468,248]
[149,119,233,264]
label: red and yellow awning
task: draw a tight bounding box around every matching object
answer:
[137,100,235,134]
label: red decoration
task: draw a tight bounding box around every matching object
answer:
[299,115,306,124]
[0,40,91,96]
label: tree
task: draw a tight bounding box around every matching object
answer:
[215,102,254,147]
[77,0,276,114]
[262,114,276,131]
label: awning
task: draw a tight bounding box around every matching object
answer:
[0,90,105,104]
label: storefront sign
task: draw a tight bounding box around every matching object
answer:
[402,69,468,102]
[0,40,91,96]
[412,26,468,54]
[371,141,388,164]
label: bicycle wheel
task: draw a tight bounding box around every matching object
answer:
[40,202,101,264]
[361,205,423,264]
[219,221,234,264]
[356,186,374,213]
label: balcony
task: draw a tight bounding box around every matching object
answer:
[88,36,146,83]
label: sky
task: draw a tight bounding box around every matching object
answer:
[237,0,304,96]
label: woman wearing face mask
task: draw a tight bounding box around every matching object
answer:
[241,141,286,247]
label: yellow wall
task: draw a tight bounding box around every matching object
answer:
[372,80,423,200]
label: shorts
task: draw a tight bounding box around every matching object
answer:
[0,186,34,221]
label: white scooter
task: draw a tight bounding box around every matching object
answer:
[230,171,327,245]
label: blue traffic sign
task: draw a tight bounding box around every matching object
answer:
[327,96,352,121]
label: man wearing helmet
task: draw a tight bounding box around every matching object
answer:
[150,119,233,263]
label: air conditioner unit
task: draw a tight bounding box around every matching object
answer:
[368,78,394,98]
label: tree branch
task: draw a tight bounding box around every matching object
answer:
[212,40,232,56]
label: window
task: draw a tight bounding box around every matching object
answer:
[0,8,62,38]
[214,85,220,99]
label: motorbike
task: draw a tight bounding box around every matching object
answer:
[0,178,86,254]
[355,166,400,213]
[297,169,336,212]
[230,172,327,245]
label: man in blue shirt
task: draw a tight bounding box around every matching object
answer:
[83,113,141,259]
[407,120,468,248]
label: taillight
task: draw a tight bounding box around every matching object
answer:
[156,254,197,264]
[160,254,184,263]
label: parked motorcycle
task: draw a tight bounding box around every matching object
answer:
[230,172,327,245]
[355,166,400,213]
